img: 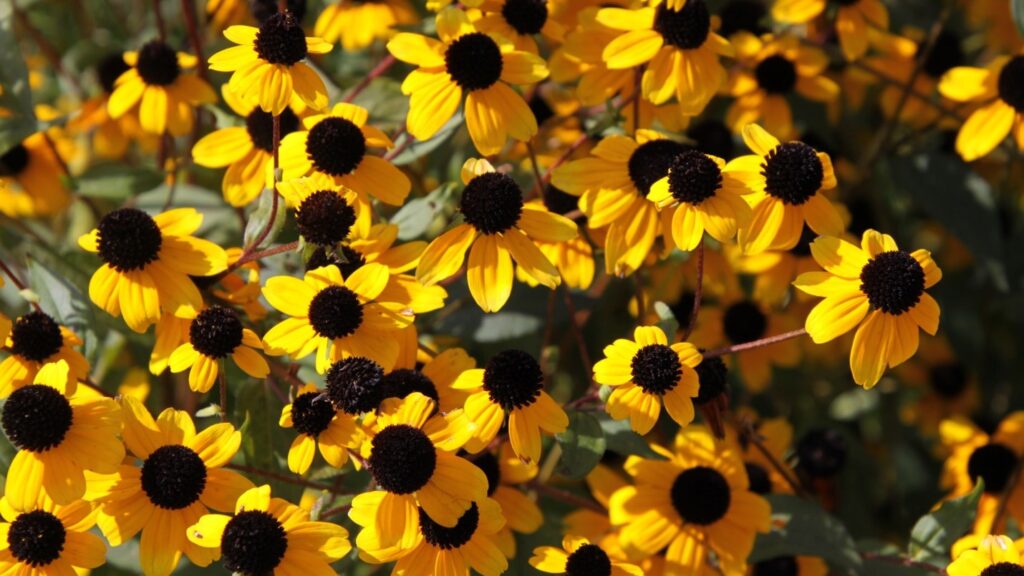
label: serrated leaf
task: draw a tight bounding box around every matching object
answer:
[555,411,606,479]
[76,164,163,200]
[244,188,287,250]
[907,480,983,565]
[597,415,661,459]
[0,3,37,153]
[751,494,863,574]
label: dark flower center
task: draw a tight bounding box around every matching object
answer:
[245,107,300,152]
[335,245,367,278]
[789,226,816,257]
[482,349,544,410]
[755,54,798,94]
[670,466,731,525]
[667,149,722,205]
[928,362,968,398]
[307,285,364,339]
[668,291,695,331]
[688,120,735,160]
[752,556,799,576]
[305,117,367,177]
[445,32,503,91]
[745,462,772,495]
[0,143,29,177]
[471,451,501,496]
[460,172,524,235]
[761,142,823,205]
[251,0,308,24]
[97,53,130,94]
[369,424,437,494]
[998,56,1024,112]
[10,311,63,362]
[628,139,689,196]
[565,544,612,576]
[2,385,73,453]
[630,344,682,395]
[305,245,367,277]
[968,442,1018,494]
[295,190,357,246]
[379,369,440,403]
[254,12,307,65]
[693,356,728,405]
[718,0,767,37]
[136,40,180,86]
[7,511,65,567]
[290,390,336,436]
[653,0,711,50]
[502,0,548,35]
[190,305,244,358]
[419,503,478,549]
[96,208,163,272]
[796,428,847,478]
[722,300,767,345]
[859,251,926,315]
[981,563,1024,576]
[543,184,580,216]
[141,444,208,510]
[325,356,385,415]
[529,94,555,126]
[221,510,288,575]
[921,31,963,79]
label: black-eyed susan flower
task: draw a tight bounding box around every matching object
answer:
[453,348,568,464]
[728,416,797,496]
[168,305,269,393]
[107,40,216,135]
[348,392,487,553]
[382,347,478,413]
[470,442,542,554]
[594,326,701,435]
[69,53,157,159]
[416,158,576,312]
[279,383,362,474]
[648,148,754,251]
[0,494,106,574]
[387,7,549,155]
[277,178,369,245]
[279,102,410,206]
[729,124,843,254]
[948,535,1024,576]
[599,0,733,114]
[192,86,303,207]
[2,360,123,510]
[530,535,643,575]
[149,313,191,375]
[209,12,331,114]
[187,484,351,575]
[315,0,417,51]
[515,188,595,291]
[90,397,254,576]
[472,0,566,53]
[726,33,838,139]
[0,133,72,218]
[261,263,413,373]
[939,54,1024,161]
[728,226,821,306]
[793,229,942,388]
[0,310,89,396]
[80,208,229,333]
[771,0,889,61]
[609,426,771,573]
[896,338,979,434]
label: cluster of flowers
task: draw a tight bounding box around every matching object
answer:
[0,0,1021,574]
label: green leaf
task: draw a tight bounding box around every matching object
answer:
[653,301,679,337]
[26,257,95,349]
[76,164,163,201]
[390,112,464,166]
[244,188,287,250]
[0,3,37,152]
[907,479,983,565]
[1013,0,1024,37]
[597,415,661,459]
[751,494,863,573]
[555,411,606,479]
[390,182,456,241]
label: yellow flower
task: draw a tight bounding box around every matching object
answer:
[472,0,567,53]
[0,311,89,396]
[0,494,106,574]
[794,229,942,388]
[277,177,372,244]
[68,53,158,159]
[387,7,548,155]
[315,0,417,51]
[208,12,331,114]
[948,535,1024,576]
[771,0,889,61]
[939,54,1024,161]
[279,383,363,474]
[516,194,595,290]
[530,535,643,575]
[0,132,72,218]
[470,442,543,556]
[168,305,269,393]
[384,347,478,414]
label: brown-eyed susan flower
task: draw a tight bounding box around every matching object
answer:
[729,124,843,254]
[277,178,370,244]
[728,226,821,306]
[192,86,303,207]
[387,7,549,155]
[0,310,89,396]
[68,53,157,159]
[149,313,191,375]
[89,397,254,576]
[948,535,1024,576]
[0,133,72,218]
[80,208,229,333]
[530,535,643,576]
[279,383,362,474]
[771,0,889,61]
[209,12,331,115]
[382,347,478,414]
[453,348,568,464]
[0,494,106,575]
[598,0,733,114]
[187,484,351,576]
[648,149,754,251]
[594,326,701,435]
[2,361,123,511]
[470,443,542,555]
[939,54,1024,161]
[728,416,797,496]
[279,102,410,206]
[610,426,771,573]
[261,263,413,373]
[347,393,486,553]
[168,305,269,393]
[315,0,417,51]
[416,158,576,312]
[472,0,566,53]
[107,40,216,135]
[516,189,595,291]
[794,229,942,388]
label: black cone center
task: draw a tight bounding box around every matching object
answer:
[296,190,357,246]
[653,0,711,50]
[445,32,503,91]
[502,0,548,35]
[10,311,63,363]
[419,503,478,549]
[628,139,689,196]
[859,250,925,315]
[745,462,772,495]
[630,344,682,395]
[305,117,367,177]
[97,53,130,94]
[136,40,180,86]
[379,369,440,403]
[460,172,524,235]
[693,356,728,406]
[221,510,288,575]
[0,143,29,177]
[369,424,437,494]
[796,428,847,478]
[2,385,73,453]
[668,149,722,204]
[325,356,385,415]
[762,142,823,205]
[291,390,336,436]
[190,305,244,358]
[483,349,544,410]
[254,12,308,65]
[755,54,798,94]
[968,442,1018,494]
[307,285,364,339]
[8,510,65,567]
[245,107,300,152]
[723,300,767,344]
[752,556,799,576]
[565,544,612,576]
[670,466,731,525]
[96,208,163,272]
[141,444,208,510]
[998,56,1024,112]
[929,362,968,398]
